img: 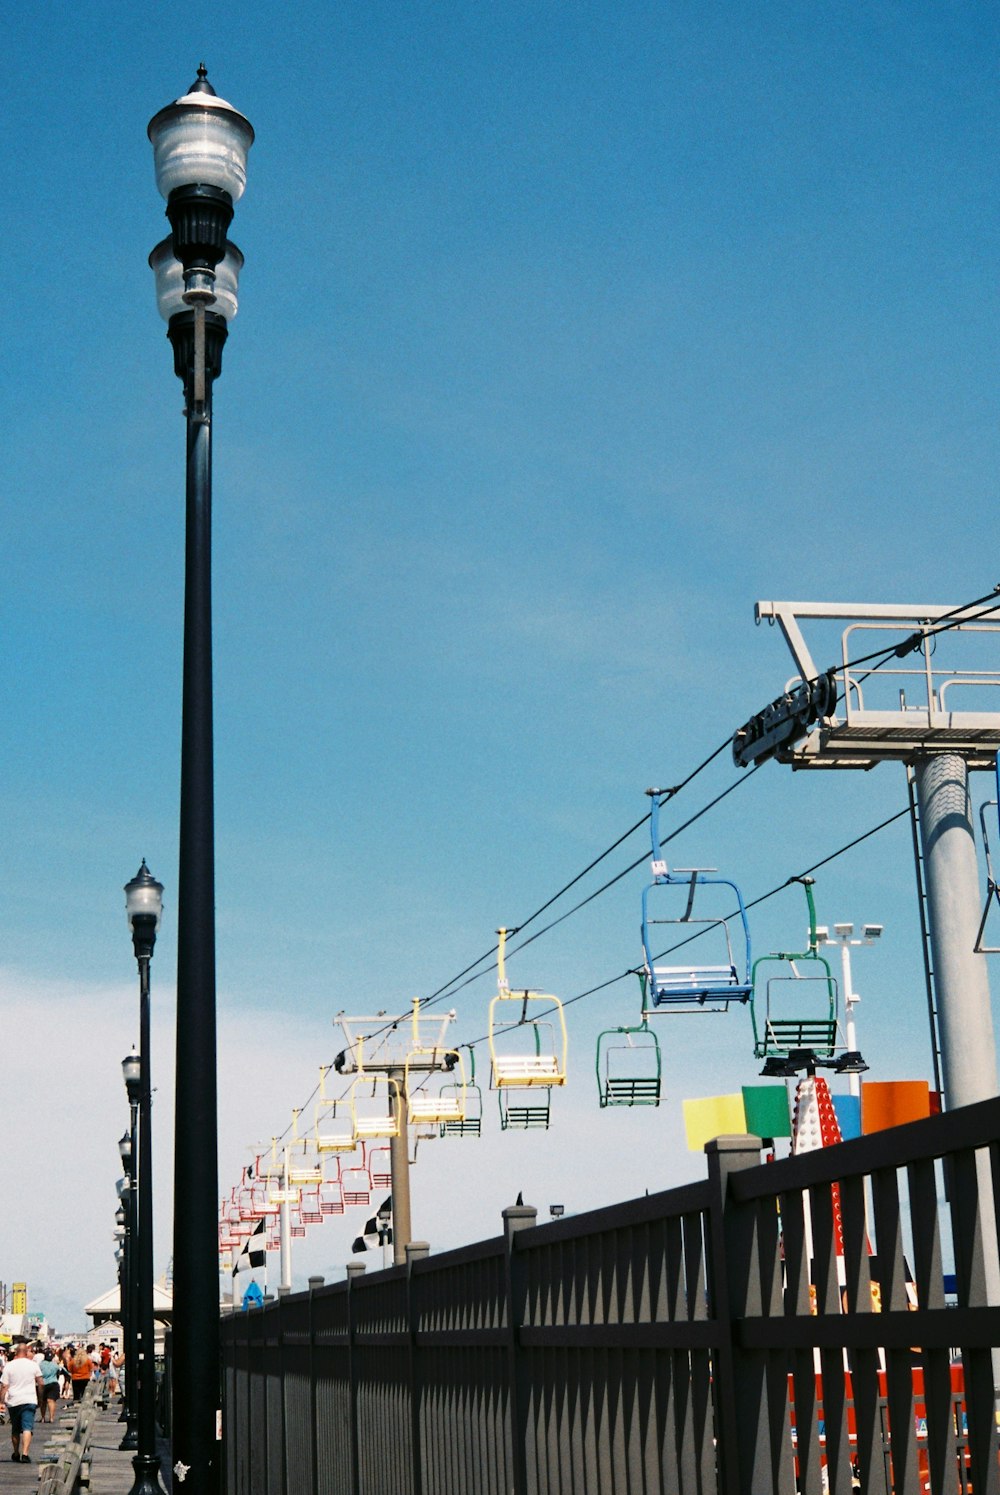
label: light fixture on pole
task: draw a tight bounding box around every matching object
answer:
[814,920,883,1098]
[124,861,165,1495]
[119,1109,138,1445]
[148,65,253,1495]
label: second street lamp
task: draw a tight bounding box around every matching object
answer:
[118,1116,138,1446]
[124,862,165,1495]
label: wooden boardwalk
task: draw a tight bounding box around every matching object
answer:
[0,1399,173,1495]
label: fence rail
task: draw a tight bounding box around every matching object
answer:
[221,1094,1000,1494]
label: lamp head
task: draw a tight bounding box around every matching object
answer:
[124,861,163,959]
[834,922,854,939]
[115,1206,126,1227]
[148,66,253,303]
[834,1050,870,1076]
[862,923,883,941]
[118,1132,132,1163]
[122,1051,141,1104]
[813,925,829,944]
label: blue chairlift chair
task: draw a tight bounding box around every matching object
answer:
[640,791,752,1011]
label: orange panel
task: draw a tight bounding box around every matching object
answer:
[860,1079,931,1133]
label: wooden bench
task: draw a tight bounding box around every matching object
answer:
[37,1387,98,1494]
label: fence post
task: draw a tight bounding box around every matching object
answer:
[346,1261,366,1495]
[705,1134,773,1495]
[503,1201,537,1495]
[308,1276,324,1495]
[277,1285,291,1495]
[406,1243,430,1495]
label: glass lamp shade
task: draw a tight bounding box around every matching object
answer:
[122,1052,141,1098]
[118,1132,132,1162]
[124,860,164,932]
[115,1206,126,1227]
[116,1176,130,1199]
[148,69,254,203]
[149,236,243,322]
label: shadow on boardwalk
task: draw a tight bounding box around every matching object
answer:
[0,1400,173,1495]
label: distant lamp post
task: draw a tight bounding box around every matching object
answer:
[118,1118,138,1444]
[815,921,883,1098]
[124,862,165,1495]
[148,68,253,1495]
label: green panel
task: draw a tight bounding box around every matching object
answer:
[742,1084,792,1139]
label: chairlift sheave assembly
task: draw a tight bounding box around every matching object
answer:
[640,790,753,1012]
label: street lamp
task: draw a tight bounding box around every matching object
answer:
[814,921,883,1098]
[148,65,253,1495]
[118,1114,138,1444]
[124,861,165,1495]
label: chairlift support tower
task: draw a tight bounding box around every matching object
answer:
[740,598,1000,1114]
[740,598,1000,1372]
[334,1004,459,1266]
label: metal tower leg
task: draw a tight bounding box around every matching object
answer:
[914,753,1000,1388]
[913,754,998,1110]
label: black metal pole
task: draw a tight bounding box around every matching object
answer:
[131,942,163,1495]
[169,310,225,1495]
[116,1246,126,1410]
[121,1103,139,1447]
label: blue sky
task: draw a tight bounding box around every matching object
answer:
[3,2,998,1329]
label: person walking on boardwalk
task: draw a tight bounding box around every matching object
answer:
[0,1343,43,1462]
[69,1343,92,1401]
[37,1350,60,1424]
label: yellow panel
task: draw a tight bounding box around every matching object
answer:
[682,1094,747,1152]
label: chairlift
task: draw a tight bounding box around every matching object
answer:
[342,1163,371,1208]
[299,1186,323,1226]
[641,791,752,1011]
[488,927,568,1093]
[405,1047,467,1125]
[319,1174,345,1216]
[258,1139,286,1181]
[242,1184,279,1220]
[349,1039,401,1140]
[975,756,1000,953]
[497,1087,553,1130]
[596,1004,662,1108]
[749,878,840,1059]
[439,1048,483,1137]
[313,1066,357,1153]
[366,1144,392,1189]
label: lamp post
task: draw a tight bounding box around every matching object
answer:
[124,862,165,1495]
[147,66,253,1495]
[114,1214,126,1405]
[115,1165,132,1431]
[120,1066,140,1447]
[815,921,883,1099]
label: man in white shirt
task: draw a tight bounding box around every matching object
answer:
[0,1343,43,1462]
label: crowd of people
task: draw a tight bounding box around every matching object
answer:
[0,1339,124,1462]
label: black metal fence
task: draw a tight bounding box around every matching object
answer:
[220,1094,1000,1494]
